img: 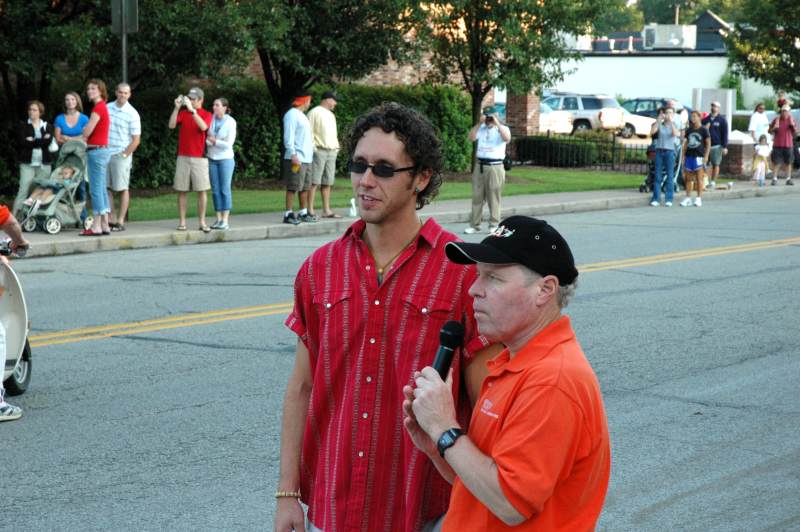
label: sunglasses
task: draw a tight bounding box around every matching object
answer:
[348,160,416,178]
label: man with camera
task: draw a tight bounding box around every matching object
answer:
[168,86,213,232]
[649,106,680,207]
[0,205,29,422]
[464,106,511,235]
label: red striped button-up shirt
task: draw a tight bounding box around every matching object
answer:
[286,218,488,532]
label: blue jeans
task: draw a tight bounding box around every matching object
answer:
[87,148,112,215]
[209,158,235,212]
[652,148,675,203]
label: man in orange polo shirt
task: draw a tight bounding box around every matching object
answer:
[0,204,30,422]
[403,216,610,531]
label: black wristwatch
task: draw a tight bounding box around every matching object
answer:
[437,428,465,458]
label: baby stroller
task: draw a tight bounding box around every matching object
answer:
[639,138,684,193]
[19,140,87,235]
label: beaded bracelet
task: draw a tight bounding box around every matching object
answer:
[275,490,301,499]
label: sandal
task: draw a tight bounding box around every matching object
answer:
[199,224,211,233]
[176,225,187,231]
[322,212,342,219]
[110,224,125,232]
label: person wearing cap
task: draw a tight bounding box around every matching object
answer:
[701,101,729,189]
[307,91,341,218]
[403,216,611,531]
[168,86,213,232]
[275,103,500,532]
[282,93,315,225]
[768,104,797,186]
[465,106,511,234]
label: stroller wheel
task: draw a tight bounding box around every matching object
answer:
[45,217,62,235]
[22,216,37,232]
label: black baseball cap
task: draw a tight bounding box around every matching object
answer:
[446,216,578,285]
[322,91,339,101]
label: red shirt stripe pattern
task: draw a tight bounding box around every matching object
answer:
[286,218,489,532]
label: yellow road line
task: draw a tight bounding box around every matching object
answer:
[30,236,799,348]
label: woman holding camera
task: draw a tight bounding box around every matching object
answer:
[81,79,112,235]
[649,106,680,207]
[14,100,56,216]
[206,97,237,230]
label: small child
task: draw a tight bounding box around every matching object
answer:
[751,135,771,187]
[23,166,77,207]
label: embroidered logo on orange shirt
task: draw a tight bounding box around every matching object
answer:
[480,398,499,419]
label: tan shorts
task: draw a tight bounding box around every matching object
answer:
[107,153,133,191]
[174,156,210,192]
[282,159,312,192]
[311,149,338,186]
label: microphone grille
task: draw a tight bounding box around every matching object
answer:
[439,320,465,349]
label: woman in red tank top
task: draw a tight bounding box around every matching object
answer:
[81,79,113,235]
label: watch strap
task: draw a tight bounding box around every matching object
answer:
[437,427,465,458]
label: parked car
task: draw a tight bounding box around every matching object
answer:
[539,102,573,134]
[621,97,692,125]
[620,111,656,139]
[542,93,625,133]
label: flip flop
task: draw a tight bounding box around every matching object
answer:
[322,213,342,218]
[79,229,103,236]
[176,225,187,231]
[199,225,211,233]
[111,224,125,232]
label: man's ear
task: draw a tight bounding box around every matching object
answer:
[414,168,432,194]
[536,275,559,305]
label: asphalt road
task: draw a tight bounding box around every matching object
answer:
[4,194,799,531]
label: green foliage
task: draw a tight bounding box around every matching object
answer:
[416,0,612,123]
[726,0,800,93]
[637,0,739,25]
[514,136,600,167]
[592,0,644,34]
[731,115,749,131]
[719,68,745,109]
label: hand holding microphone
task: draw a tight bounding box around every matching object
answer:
[432,320,465,379]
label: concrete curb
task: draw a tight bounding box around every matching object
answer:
[21,185,799,258]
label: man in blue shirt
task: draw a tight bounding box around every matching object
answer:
[701,101,729,189]
[282,94,315,225]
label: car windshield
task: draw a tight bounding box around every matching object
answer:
[543,96,560,109]
[622,101,636,112]
[600,98,620,108]
[540,102,553,113]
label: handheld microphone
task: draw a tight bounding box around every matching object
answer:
[432,321,465,379]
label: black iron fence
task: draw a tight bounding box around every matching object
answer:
[512,131,651,174]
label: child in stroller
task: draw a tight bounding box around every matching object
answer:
[18,140,87,234]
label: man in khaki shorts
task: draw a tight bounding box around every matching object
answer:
[106,83,141,231]
[308,91,341,218]
[168,87,213,232]
[282,93,314,225]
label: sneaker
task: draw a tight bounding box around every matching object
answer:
[771,178,778,186]
[217,222,229,230]
[210,220,222,229]
[709,180,716,189]
[463,227,480,234]
[650,201,659,207]
[299,213,318,223]
[694,197,702,207]
[680,198,693,207]
[0,402,23,422]
[665,201,673,207]
[488,225,498,233]
[787,179,795,186]
[283,213,300,225]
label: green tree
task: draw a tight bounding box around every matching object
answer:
[416,0,611,125]
[593,0,644,35]
[242,0,415,127]
[725,0,800,92]
[637,0,739,25]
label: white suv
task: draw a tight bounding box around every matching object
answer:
[542,93,625,133]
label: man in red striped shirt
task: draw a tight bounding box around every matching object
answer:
[275,103,500,532]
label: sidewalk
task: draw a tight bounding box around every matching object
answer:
[19,183,799,258]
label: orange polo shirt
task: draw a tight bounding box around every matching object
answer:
[0,205,10,226]
[443,316,610,531]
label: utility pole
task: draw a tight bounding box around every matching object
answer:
[112,0,138,83]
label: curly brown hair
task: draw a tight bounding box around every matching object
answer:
[346,102,443,210]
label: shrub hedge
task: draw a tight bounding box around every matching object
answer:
[514,135,599,167]
[1,81,473,195]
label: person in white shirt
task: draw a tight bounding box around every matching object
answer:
[106,83,141,231]
[465,106,511,234]
[748,102,771,145]
[307,91,341,218]
[206,97,237,230]
[282,94,314,225]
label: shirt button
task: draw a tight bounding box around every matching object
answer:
[366,376,373,383]
[325,303,331,309]
[358,451,364,458]
[366,265,371,271]
[369,338,376,344]
[374,300,380,306]
[421,307,428,314]
[362,412,369,419]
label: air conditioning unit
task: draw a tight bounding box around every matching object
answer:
[642,24,697,50]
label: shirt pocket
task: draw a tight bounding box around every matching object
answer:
[400,293,458,354]
[313,289,352,322]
